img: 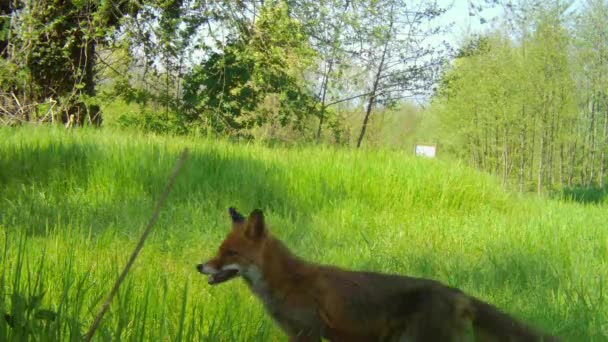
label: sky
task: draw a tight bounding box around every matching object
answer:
[436,0,585,49]
[434,0,516,51]
[439,0,502,41]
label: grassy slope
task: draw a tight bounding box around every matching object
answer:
[0,127,606,341]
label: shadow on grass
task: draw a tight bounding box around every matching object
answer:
[554,185,608,205]
[0,142,297,234]
[0,142,303,236]
[0,140,95,187]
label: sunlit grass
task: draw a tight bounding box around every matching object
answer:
[0,126,606,340]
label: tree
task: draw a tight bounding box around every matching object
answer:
[181,0,318,136]
[349,0,449,148]
[574,0,608,187]
[431,1,577,192]
[287,0,355,141]
[0,0,143,125]
[0,1,10,57]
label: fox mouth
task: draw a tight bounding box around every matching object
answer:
[207,269,239,285]
[197,264,240,285]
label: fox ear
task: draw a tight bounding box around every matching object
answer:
[229,207,245,225]
[246,209,266,239]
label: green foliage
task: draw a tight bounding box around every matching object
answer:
[0,0,136,125]
[431,8,579,191]
[116,110,194,136]
[420,0,608,194]
[182,1,319,136]
[182,41,258,132]
[572,0,608,188]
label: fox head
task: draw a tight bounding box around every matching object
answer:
[196,207,268,285]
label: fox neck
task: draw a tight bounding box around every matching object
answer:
[241,235,310,301]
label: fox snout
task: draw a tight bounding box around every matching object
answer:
[196,262,217,275]
[196,261,240,285]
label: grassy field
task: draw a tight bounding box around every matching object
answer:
[0,126,606,341]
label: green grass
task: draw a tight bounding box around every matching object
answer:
[0,126,606,341]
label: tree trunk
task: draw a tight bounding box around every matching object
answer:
[538,130,545,194]
[494,119,500,175]
[538,101,547,194]
[0,2,10,57]
[503,125,509,186]
[519,126,526,192]
[62,34,100,126]
[569,139,577,187]
[589,98,597,185]
[483,118,490,172]
[580,115,588,185]
[529,114,536,182]
[469,138,478,168]
[357,93,377,148]
[568,113,578,187]
[548,109,556,188]
[474,107,483,169]
[356,16,392,148]
[316,60,333,141]
[559,143,565,187]
[83,39,101,126]
[601,106,608,187]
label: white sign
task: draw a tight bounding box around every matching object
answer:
[415,144,437,158]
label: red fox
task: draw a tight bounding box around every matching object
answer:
[196,208,559,341]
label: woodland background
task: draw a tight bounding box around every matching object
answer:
[1,0,608,195]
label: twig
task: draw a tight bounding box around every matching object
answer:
[84,149,190,341]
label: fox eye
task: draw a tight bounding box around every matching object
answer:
[225,250,238,257]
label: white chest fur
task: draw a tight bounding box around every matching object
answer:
[242,266,272,303]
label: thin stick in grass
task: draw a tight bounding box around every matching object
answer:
[84,149,189,341]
